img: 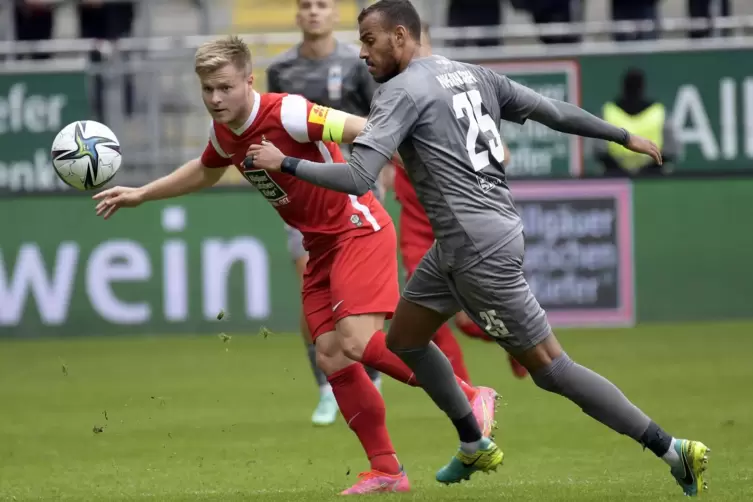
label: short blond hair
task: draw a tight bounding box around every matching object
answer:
[194,35,252,76]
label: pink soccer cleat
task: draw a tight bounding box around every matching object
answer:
[470,386,500,438]
[340,469,410,495]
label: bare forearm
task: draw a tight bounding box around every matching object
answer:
[140,158,225,202]
[343,114,367,144]
[530,98,630,145]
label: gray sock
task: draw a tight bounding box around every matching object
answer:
[391,342,471,419]
[365,365,381,382]
[531,352,651,441]
[306,342,328,388]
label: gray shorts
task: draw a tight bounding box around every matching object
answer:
[402,232,551,352]
[284,224,308,262]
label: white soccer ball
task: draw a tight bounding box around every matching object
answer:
[51,120,122,190]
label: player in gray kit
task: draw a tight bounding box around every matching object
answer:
[266,0,382,427]
[249,0,711,496]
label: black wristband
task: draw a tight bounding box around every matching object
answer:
[281,156,301,175]
[621,128,631,146]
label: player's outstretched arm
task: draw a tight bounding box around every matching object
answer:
[527,97,662,164]
[495,72,661,164]
[135,158,227,202]
[93,158,227,219]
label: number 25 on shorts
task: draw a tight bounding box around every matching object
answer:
[478,309,511,340]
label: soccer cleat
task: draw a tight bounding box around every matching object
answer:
[670,439,710,496]
[311,391,339,426]
[340,469,410,494]
[436,437,504,484]
[470,386,499,438]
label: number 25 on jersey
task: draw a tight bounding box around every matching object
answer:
[453,89,505,171]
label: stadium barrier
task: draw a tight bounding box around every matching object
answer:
[2,176,751,338]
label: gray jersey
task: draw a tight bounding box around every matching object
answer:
[354,55,542,271]
[266,41,376,122]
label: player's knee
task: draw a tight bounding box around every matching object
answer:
[339,332,368,361]
[315,332,350,375]
[336,315,382,361]
[530,352,574,395]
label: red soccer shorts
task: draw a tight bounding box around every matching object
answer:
[398,210,436,278]
[303,223,400,340]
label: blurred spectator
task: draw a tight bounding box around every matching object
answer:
[13,0,54,60]
[446,0,502,47]
[510,0,582,45]
[688,0,731,38]
[595,68,678,177]
[77,0,136,120]
[611,0,660,41]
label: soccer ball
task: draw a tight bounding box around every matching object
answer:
[51,120,122,190]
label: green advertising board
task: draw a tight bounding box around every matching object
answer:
[0,192,297,337]
[2,178,751,338]
[485,61,582,178]
[579,48,753,174]
[0,181,634,339]
[0,67,90,192]
[480,45,753,176]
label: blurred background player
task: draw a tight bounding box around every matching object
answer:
[390,22,527,382]
[266,0,384,426]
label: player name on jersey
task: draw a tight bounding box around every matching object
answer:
[435,70,478,89]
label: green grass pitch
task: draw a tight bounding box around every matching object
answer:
[1,321,752,501]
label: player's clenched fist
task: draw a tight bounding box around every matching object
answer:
[92,186,144,219]
[245,139,285,172]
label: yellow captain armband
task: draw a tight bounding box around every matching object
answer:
[321,109,349,143]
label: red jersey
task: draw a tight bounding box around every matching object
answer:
[393,162,434,243]
[201,91,391,251]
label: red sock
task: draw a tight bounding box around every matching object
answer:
[361,330,477,402]
[328,363,400,475]
[432,323,472,385]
